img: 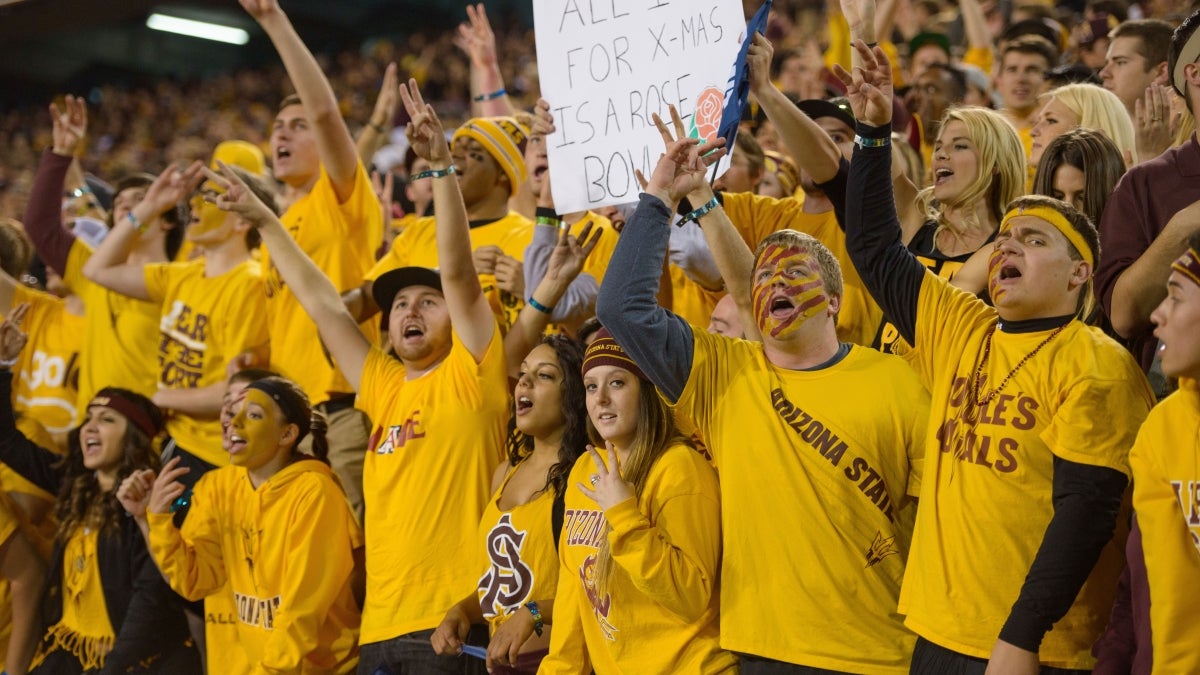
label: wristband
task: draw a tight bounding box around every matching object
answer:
[536,215,562,228]
[0,356,18,369]
[527,296,553,314]
[125,211,148,234]
[70,186,92,198]
[525,601,544,637]
[473,88,507,102]
[855,134,890,148]
[682,196,720,223]
[411,165,456,181]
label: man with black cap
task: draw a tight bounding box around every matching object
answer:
[208,79,511,674]
[1098,8,1200,390]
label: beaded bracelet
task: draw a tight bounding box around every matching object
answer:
[527,296,553,314]
[125,211,148,234]
[854,135,890,148]
[473,88,507,102]
[411,165,457,181]
[682,196,720,223]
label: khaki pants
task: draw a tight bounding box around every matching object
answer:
[300,404,370,523]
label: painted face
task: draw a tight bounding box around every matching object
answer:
[1151,271,1200,379]
[1100,37,1158,112]
[751,244,830,339]
[987,215,1086,319]
[1049,164,1087,216]
[388,285,453,372]
[270,104,320,187]
[187,184,232,243]
[1029,98,1080,167]
[79,405,129,475]
[931,120,982,205]
[228,389,287,471]
[451,137,504,206]
[514,344,567,437]
[584,364,641,450]
[221,380,252,451]
[996,51,1048,114]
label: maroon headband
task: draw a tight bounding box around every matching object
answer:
[1172,247,1200,288]
[89,389,160,438]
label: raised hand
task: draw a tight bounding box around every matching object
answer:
[639,105,728,208]
[141,161,206,218]
[398,78,451,167]
[49,95,88,157]
[1134,83,1182,164]
[369,62,400,132]
[546,221,602,283]
[747,33,775,98]
[577,441,634,510]
[146,456,190,515]
[116,469,157,519]
[238,0,283,22]
[205,162,277,228]
[454,3,498,69]
[0,304,29,364]
[831,40,893,127]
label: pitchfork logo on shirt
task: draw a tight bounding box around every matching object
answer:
[580,554,618,641]
[477,514,535,618]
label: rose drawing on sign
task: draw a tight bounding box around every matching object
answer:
[689,86,724,143]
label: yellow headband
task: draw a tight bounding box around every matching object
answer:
[999,204,1094,267]
[1172,247,1200,287]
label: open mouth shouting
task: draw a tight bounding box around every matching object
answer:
[515,395,533,416]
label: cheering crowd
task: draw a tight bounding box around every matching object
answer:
[0,0,1198,672]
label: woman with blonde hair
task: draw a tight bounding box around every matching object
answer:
[879,106,1025,352]
[1029,83,1136,167]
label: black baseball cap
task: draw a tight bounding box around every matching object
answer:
[373,266,442,322]
[795,97,856,131]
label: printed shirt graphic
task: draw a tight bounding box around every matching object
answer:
[475,469,559,636]
[63,240,160,417]
[143,259,269,465]
[356,329,508,643]
[6,285,84,441]
[539,447,736,675]
[1129,379,1200,672]
[147,461,362,673]
[261,163,382,403]
[367,212,534,331]
[901,272,1153,668]
[674,330,927,672]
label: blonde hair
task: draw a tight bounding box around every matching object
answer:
[918,107,1026,234]
[1045,83,1136,164]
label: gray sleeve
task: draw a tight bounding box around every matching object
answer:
[595,194,694,402]
[524,224,600,324]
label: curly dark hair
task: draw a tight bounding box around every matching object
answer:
[56,389,163,544]
[504,334,589,499]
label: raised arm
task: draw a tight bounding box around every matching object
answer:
[241,0,358,200]
[24,96,88,275]
[209,164,372,391]
[596,135,725,403]
[81,162,204,300]
[958,0,993,60]
[455,3,516,118]
[836,39,927,344]
[400,78,496,362]
[355,62,399,164]
[749,33,843,185]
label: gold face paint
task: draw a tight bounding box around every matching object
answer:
[751,244,829,339]
[187,184,228,239]
[229,389,283,471]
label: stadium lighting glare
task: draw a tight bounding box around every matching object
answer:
[146,13,249,45]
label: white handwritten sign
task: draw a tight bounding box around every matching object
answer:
[534,0,746,213]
